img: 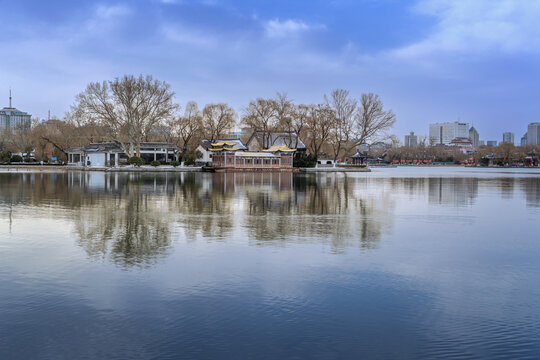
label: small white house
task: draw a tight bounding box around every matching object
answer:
[67,142,179,168]
[316,159,335,168]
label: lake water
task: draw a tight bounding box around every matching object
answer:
[1,168,539,359]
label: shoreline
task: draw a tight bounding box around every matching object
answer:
[0,165,202,172]
[0,165,372,173]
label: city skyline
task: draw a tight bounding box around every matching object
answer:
[2,1,540,140]
[1,90,533,145]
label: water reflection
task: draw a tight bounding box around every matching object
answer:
[521,177,540,207]
[427,177,479,206]
[73,183,173,268]
[1,171,539,267]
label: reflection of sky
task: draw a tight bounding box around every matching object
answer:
[0,169,540,358]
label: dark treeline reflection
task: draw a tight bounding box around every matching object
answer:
[1,172,539,266]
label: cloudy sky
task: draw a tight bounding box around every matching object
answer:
[2,0,540,141]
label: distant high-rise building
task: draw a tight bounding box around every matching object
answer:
[0,90,32,130]
[526,122,540,145]
[429,122,469,145]
[469,126,479,147]
[502,132,514,144]
[479,140,486,146]
[487,140,497,147]
[521,133,528,146]
[404,132,418,147]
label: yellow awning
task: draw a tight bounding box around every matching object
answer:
[263,144,296,152]
[211,141,236,147]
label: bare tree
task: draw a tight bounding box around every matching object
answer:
[172,101,202,160]
[351,93,396,152]
[69,75,178,157]
[31,120,74,160]
[241,98,278,148]
[289,104,310,148]
[202,103,236,141]
[325,89,357,161]
[274,93,294,129]
[5,122,36,156]
[306,104,335,156]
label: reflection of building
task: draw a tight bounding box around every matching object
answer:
[67,142,179,167]
[404,132,418,147]
[502,132,514,144]
[428,177,478,206]
[526,122,540,145]
[521,178,540,207]
[429,122,469,145]
[0,91,31,130]
[212,172,294,193]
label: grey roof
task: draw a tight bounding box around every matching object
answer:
[351,151,367,158]
[1,107,28,114]
[200,139,247,151]
[67,141,178,153]
[250,132,306,150]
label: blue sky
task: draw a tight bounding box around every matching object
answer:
[2,0,540,142]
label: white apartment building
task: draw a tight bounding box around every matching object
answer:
[502,132,514,144]
[404,132,418,147]
[429,122,469,145]
[527,123,540,145]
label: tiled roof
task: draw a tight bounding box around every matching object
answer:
[250,132,306,149]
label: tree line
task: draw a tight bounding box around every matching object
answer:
[0,74,396,162]
[384,142,540,165]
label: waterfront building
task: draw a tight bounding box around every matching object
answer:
[196,139,247,166]
[429,122,469,145]
[350,151,367,165]
[67,142,179,167]
[0,91,32,130]
[316,158,336,168]
[487,140,497,147]
[469,126,479,148]
[404,132,418,147]
[502,132,515,144]
[208,141,295,172]
[526,122,540,145]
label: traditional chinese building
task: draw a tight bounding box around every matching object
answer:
[206,142,295,172]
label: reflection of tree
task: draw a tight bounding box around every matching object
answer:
[238,173,395,251]
[520,178,540,208]
[74,182,172,268]
[170,173,235,240]
[499,178,515,199]
[19,171,540,259]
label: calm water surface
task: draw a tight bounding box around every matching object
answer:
[1,168,539,359]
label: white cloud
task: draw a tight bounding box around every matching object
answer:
[161,24,217,47]
[395,0,540,59]
[264,19,319,38]
[95,4,131,19]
